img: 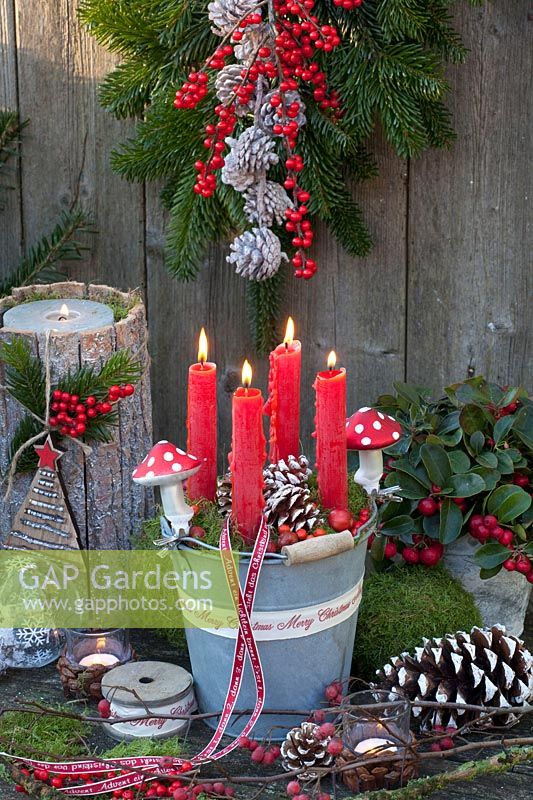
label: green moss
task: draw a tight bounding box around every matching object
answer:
[103,737,182,758]
[353,564,482,681]
[0,705,91,758]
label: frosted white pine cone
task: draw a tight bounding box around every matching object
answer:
[243,181,293,226]
[221,126,278,191]
[227,227,287,281]
[234,24,269,64]
[260,90,307,135]
[208,0,260,36]
[215,64,254,115]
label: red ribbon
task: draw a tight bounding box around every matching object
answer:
[3,518,270,796]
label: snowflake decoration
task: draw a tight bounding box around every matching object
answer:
[14,628,51,647]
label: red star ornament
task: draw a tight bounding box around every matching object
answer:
[34,435,63,470]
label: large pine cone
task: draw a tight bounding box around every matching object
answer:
[208,0,260,35]
[243,181,293,226]
[281,722,333,778]
[221,126,278,191]
[263,455,312,496]
[227,227,286,281]
[375,625,533,732]
[265,484,321,532]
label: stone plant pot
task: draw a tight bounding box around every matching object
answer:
[444,536,532,637]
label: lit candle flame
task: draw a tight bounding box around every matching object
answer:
[58,303,69,321]
[327,350,337,370]
[198,327,208,364]
[242,359,253,389]
[284,316,295,347]
[96,636,106,652]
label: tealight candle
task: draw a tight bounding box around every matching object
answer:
[354,737,398,756]
[3,298,114,334]
[79,652,120,668]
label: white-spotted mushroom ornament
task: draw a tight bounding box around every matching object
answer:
[132,441,201,534]
[346,408,402,494]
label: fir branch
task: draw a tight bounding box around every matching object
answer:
[0,111,27,172]
[62,350,142,399]
[8,416,41,473]
[247,267,286,353]
[0,208,94,298]
[0,338,46,418]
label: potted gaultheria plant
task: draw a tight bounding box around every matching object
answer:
[368,378,532,636]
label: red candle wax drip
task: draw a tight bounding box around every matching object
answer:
[230,365,266,545]
[264,333,302,464]
[314,357,348,511]
[187,330,217,502]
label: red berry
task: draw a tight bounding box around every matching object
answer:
[98,699,111,719]
[327,738,343,756]
[513,473,530,488]
[76,423,86,436]
[402,546,419,564]
[527,573,533,584]
[384,541,397,559]
[317,722,336,739]
[327,508,353,532]
[418,497,439,516]
[87,407,97,418]
[51,777,63,788]
[251,746,266,763]
[498,530,514,547]
[53,389,62,400]
[516,556,532,575]
[61,392,70,403]
[85,396,96,407]
[100,401,113,414]
[287,781,301,797]
[503,558,516,571]
[419,546,442,567]
[324,684,338,701]
[469,514,484,532]
[124,383,135,396]
[440,737,454,750]
[431,484,442,494]
[483,515,498,529]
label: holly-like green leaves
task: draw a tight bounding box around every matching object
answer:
[486,485,532,524]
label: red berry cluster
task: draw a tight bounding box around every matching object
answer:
[429,726,456,752]
[174,0,365,280]
[323,678,344,707]
[401,536,444,567]
[237,736,281,766]
[468,514,513,545]
[333,0,363,7]
[48,384,134,439]
[287,783,331,800]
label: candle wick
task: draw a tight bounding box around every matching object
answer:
[284,342,289,351]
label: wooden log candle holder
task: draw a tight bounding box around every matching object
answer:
[0,282,154,549]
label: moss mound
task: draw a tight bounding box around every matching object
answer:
[0,705,91,758]
[104,736,182,758]
[354,565,482,681]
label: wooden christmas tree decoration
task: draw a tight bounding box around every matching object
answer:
[6,436,80,551]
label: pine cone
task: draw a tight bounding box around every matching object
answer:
[215,64,252,115]
[375,625,533,732]
[208,0,260,36]
[216,473,233,517]
[227,227,287,281]
[281,722,334,778]
[265,484,322,532]
[263,455,312,496]
[260,90,306,134]
[234,25,269,64]
[221,126,278,191]
[243,181,293,226]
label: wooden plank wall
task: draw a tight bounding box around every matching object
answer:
[1,1,531,470]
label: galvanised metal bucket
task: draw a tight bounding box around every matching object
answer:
[183,507,375,740]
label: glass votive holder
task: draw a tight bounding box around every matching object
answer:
[64,628,132,667]
[338,690,416,794]
[58,629,133,700]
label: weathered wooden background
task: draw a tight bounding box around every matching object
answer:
[0,1,531,467]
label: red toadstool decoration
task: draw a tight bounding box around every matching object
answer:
[132,440,201,533]
[346,408,402,494]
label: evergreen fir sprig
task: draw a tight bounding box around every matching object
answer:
[0,208,94,298]
[0,340,143,469]
[80,0,482,346]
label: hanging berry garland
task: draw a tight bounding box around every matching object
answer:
[174,0,361,282]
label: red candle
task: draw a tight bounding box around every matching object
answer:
[229,360,266,545]
[187,328,217,502]
[314,350,348,511]
[264,317,302,463]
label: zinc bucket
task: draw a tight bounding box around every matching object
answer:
[183,510,374,740]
